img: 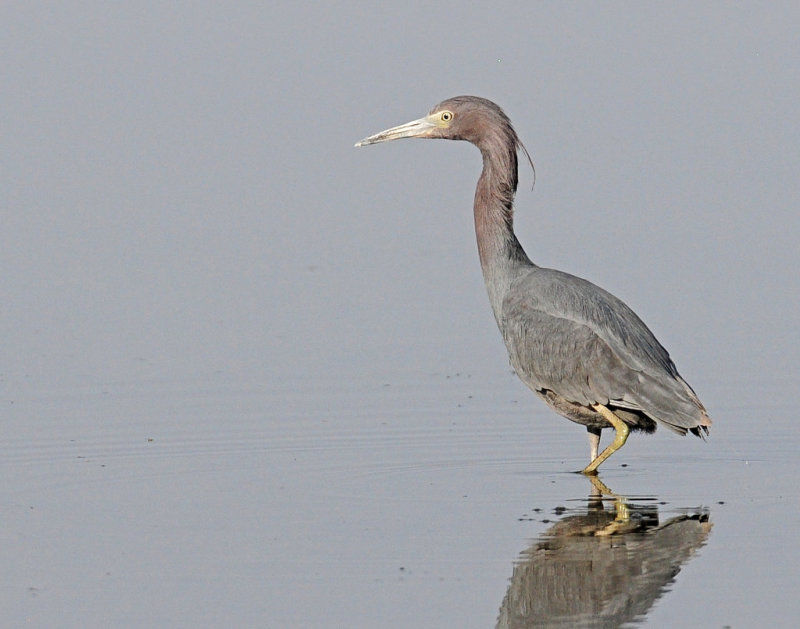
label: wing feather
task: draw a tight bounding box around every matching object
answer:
[500,267,709,432]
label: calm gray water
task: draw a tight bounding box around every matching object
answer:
[3,371,797,627]
[3,2,799,627]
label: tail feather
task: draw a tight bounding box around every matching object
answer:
[615,372,711,437]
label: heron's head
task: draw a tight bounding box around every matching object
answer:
[355,96,515,148]
[355,95,534,185]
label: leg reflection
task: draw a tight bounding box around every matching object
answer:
[496,478,712,628]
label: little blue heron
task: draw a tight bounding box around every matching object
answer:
[355,96,711,474]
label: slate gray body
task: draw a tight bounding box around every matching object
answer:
[499,263,707,435]
[357,95,711,466]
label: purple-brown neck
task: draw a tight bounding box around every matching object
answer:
[472,127,533,318]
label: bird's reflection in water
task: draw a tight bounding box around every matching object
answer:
[496,477,712,629]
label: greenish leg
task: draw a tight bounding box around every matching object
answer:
[587,474,616,498]
[586,474,631,536]
[582,405,630,475]
[587,426,601,461]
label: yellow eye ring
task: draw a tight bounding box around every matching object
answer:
[440,111,453,122]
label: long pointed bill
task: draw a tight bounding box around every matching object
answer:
[355,116,436,147]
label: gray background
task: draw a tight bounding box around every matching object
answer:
[3,2,798,627]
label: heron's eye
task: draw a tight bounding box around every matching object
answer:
[440,111,454,122]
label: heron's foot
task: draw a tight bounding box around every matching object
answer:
[586,476,631,536]
[586,474,617,498]
[595,499,631,536]
[582,406,630,474]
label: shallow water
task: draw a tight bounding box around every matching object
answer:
[4,5,800,626]
[3,370,797,628]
